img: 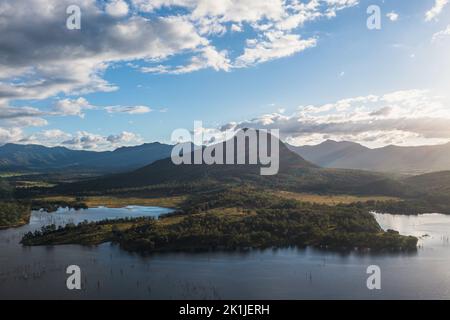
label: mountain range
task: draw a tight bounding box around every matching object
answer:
[288,140,450,174]
[10,130,450,214]
[56,133,412,198]
[3,138,450,176]
[0,143,173,173]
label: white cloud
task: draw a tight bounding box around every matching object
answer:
[105,105,153,114]
[0,0,359,106]
[62,131,142,150]
[133,0,357,72]
[0,128,24,145]
[0,127,143,150]
[62,131,115,150]
[142,46,231,74]
[138,0,286,23]
[432,25,450,42]
[324,0,358,9]
[0,105,45,121]
[323,0,359,17]
[425,0,449,21]
[0,0,207,104]
[221,89,450,147]
[21,129,72,146]
[235,31,317,67]
[53,97,95,118]
[105,0,129,17]
[386,11,399,22]
[140,65,172,73]
[196,17,228,36]
[0,96,158,142]
[107,131,140,144]
[231,24,243,32]
[0,103,48,130]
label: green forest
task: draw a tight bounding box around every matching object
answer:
[0,202,30,229]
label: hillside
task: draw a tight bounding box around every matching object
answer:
[289,140,450,174]
[404,171,450,200]
[0,178,12,199]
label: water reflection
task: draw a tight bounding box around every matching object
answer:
[374,212,450,248]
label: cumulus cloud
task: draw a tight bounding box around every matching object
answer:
[0,95,156,148]
[62,131,142,150]
[219,89,450,147]
[0,103,48,129]
[132,0,356,72]
[20,129,72,146]
[425,0,449,21]
[0,0,207,104]
[0,126,143,150]
[105,0,129,17]
[53,97,95,118]
[107,131,140,144]
[0,0,359,105]
[0,128,24,145]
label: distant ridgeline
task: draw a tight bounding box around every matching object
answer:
[0,142,173,173]
[289,140,450,174]
[4,138,450,174]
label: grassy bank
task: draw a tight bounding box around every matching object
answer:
[35,195,186,209]
[273,191,400,205]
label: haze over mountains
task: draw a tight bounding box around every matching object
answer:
[289,140,450,174]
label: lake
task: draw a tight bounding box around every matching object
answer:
[1,207,450,299]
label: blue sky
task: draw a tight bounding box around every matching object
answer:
[1,0,450,149]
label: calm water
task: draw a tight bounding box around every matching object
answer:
[1,208,450,299]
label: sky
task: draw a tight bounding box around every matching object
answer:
[0,0,450,150]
